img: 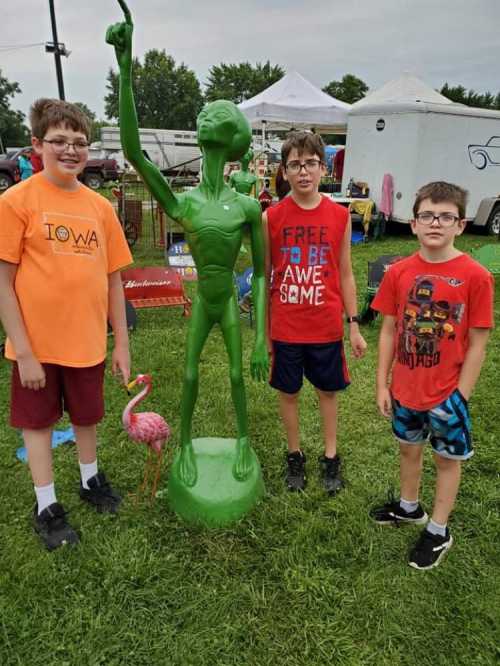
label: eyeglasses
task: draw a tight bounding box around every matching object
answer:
[285,159,322,175]
[415,212,460,227]
[42,139,89,154]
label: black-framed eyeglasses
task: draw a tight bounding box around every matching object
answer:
[415,212,460,227]
[285,159,322,174]
[42,139,90,154]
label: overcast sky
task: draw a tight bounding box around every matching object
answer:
[2,0,500,124]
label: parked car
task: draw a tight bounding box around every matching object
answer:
[0,147,120,192]
[81,157,120,189]
[0,151,21,191]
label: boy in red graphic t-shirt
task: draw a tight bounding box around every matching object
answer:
[263,132,366,495]
[371,181,494,570]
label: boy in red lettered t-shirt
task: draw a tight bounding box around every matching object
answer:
[0,99,132,551]
[371,181,494,570]
[264,132,366,495]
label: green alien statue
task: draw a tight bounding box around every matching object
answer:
[228,149,258,198]
[107,3,268,517]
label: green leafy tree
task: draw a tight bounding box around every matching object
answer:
[205,62,285,104]
[440,83,498,109]
[323,74,368,104]
[440,83,467,104]
[74,102,107,143]
[0,69,30,149]
[105,49,203,130]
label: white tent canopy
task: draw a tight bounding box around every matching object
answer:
[238,71,351,133]
[350,73,453,114]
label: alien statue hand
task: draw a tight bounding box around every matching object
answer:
[250,339,269,382]
[106,2,133,72]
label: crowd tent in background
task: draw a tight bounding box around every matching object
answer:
[238,70,351,189]
[239,70,351,140]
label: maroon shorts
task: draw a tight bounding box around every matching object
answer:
[10,361,106,429]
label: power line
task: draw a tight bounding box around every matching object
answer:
[0,43,45,52]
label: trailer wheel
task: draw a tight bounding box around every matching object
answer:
[486,204,500,236]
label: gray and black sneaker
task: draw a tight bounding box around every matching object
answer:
[370,496,428,525]
[286,451,306,491]
[33,502,79,551]
[319,454,343,495]
[79,472,122,514]
[409,528,453,570]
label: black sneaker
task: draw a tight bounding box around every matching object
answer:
[286,451,306,491]
[33,502,79,551]
[319,454,343,495]
[79,472,122,513]
[370,496,428,525]
[409,528,453,570]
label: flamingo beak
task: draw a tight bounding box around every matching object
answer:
[126,378,137,395]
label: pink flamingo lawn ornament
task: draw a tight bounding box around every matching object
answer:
[123,374,171,500]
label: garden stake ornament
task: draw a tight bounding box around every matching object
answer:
[123,374,171,501]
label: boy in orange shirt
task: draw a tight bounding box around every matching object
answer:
[0,99,132,551]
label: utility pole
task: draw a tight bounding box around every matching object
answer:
[45,0,70,100]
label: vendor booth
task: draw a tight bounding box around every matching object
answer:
[239,70,351,136]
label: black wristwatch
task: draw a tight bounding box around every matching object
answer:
[346,315,360,324]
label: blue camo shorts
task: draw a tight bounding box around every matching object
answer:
[391,388,473,460]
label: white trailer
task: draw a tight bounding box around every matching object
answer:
[100,126,202,173]
[343,100,500,234]
[99,127,281,177]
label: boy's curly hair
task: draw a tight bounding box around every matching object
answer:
[30,98,91,140]
[413,181,468,220]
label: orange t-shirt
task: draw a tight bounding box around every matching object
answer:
[0,174,132,367]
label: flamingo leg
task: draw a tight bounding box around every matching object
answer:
[150,448,164,501]
[135,446,154,501]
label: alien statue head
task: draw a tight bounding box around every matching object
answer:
[197,100,252,162]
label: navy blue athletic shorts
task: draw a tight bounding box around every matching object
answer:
[391,388,473,460]
[270,340,350,394]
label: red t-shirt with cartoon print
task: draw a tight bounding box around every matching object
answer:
[372,252,494,410]
[267,195,348,343]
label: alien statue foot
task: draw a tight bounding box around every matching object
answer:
[178,443,198,487]
[232,436,252,481]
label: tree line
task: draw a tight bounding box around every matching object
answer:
[2,58,500,148]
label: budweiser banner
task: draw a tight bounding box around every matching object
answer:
[121,267,190,311]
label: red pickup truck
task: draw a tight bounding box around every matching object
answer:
[0,147,120,192]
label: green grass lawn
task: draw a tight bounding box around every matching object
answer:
[0,230,499,665]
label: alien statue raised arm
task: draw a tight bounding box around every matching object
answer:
[107,2,268,492]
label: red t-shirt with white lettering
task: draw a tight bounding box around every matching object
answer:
[372,252,494,410]
[267,195,348,343]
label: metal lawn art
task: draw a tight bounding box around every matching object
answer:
[123,374,171,501]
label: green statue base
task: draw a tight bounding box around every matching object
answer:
[168,438,265,526]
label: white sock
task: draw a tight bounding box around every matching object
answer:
[34,483,57,514]
[79,460,98,489]
[400,497,419,513]
[426,519,447,537]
